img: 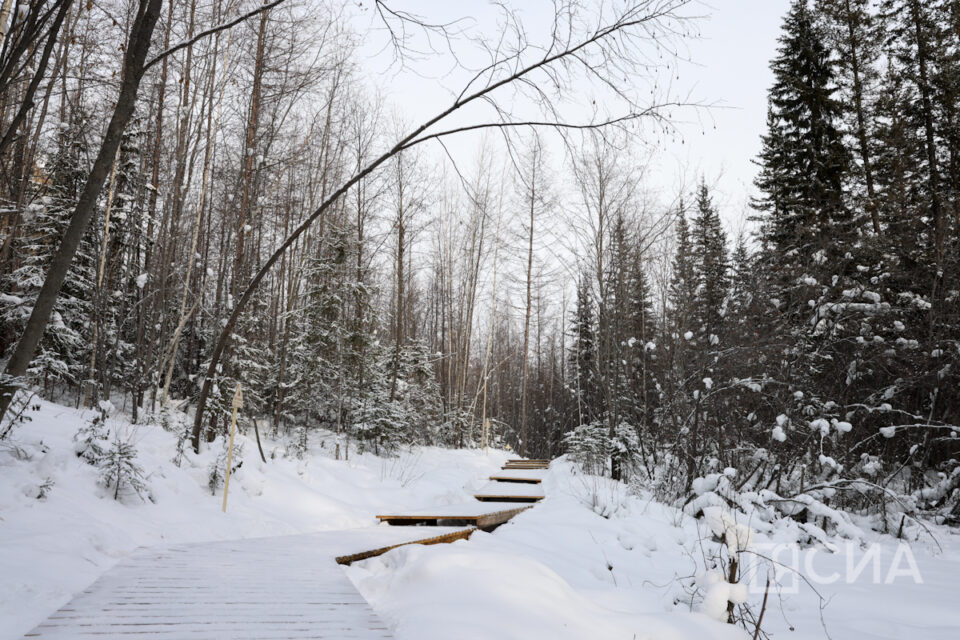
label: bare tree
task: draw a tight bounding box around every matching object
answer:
[0,0,289,420]
[188,0,695,450]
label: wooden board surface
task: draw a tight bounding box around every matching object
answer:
[24,527,472,639]
[376,502,531,529]
[473,481,544,499]
[489,469,545,483]
[489,475,541,484]
[335,528,475,565]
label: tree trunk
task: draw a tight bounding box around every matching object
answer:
[519,154,536,456]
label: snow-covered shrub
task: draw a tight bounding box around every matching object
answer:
[574,472,627,519]
[35,477,55,500]
[100,430,148,501]
[208,436,243,495]
[74,406,110,465]
[564,421,609,476]
[0,378,39,440]
[684,468,867,549]
[172,420,191,467]
[292,424,309,460]
[379,450,424,487]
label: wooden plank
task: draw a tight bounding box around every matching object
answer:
[490,468,545,483]
[489,474,541,484]
[335,528,476,565]
[473,481,544,500]
[375,502,530,530]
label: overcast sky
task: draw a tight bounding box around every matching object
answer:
[356,1,791,235]
[651,1,790,233]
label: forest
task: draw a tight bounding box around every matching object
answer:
[0,0,958,535]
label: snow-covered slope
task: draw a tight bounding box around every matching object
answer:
[2,400,958,640]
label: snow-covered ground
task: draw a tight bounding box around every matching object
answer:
[2,399,958,639]
[348,466,960,640]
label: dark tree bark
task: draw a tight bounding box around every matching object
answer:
[0,0,73,164]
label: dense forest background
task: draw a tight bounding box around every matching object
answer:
[0,0,958,528]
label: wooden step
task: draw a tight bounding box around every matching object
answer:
[489,474,542,484]
[376,502,531,530]
[473,481,544,503]
[489,469,545,484]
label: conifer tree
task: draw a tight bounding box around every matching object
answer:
[569,273,598,427]
[877,0,955,304]
[691,181,729,338]
[817,0,883,236]
[1,127,98,395]
[668,208,697,342]
[753,0,849,264]
[627,243,658,434]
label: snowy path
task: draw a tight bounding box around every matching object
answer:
[23,527,472,639]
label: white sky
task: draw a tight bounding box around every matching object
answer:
[651,1,789,234]
[354,0,790,235]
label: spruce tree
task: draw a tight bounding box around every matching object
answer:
[753,0,849,263]
[691,181,729,338]
[877,0,950,294]
[569,273,598,426]
[668,208,697,342]
[817,0,883,236]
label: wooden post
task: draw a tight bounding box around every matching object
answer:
[222,383,243,513]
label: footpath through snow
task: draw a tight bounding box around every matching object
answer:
[2,399,959,639]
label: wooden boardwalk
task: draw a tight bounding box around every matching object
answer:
[24,527,471,639]
[26,457,553,639]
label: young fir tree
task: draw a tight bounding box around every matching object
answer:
[691,181,729,339]
[627,243,658,437]
[569,273,598,427]
[667,208,697,342]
